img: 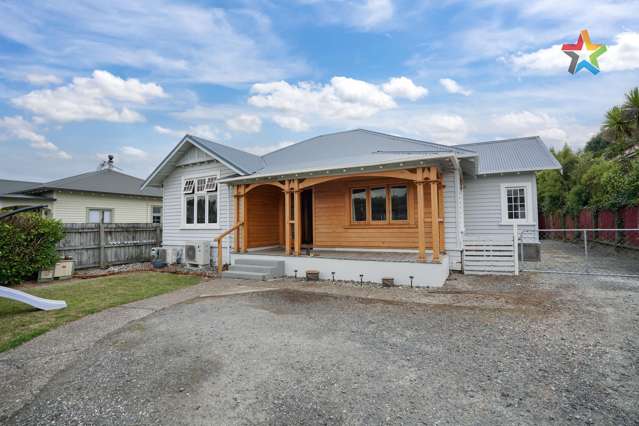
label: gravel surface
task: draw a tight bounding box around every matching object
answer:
[4,272,639,425]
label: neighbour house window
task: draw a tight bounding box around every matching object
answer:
[184,175,218,226]
[88,208,112,224]
[350,184,409,224]
[152,206,162,224]
[500,183,532,224]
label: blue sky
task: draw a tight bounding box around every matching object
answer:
[0,0,638,181]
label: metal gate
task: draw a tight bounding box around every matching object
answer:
[518,228,639,277]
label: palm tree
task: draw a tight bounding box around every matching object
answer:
[603,106,632,143]
[623,87,639,129]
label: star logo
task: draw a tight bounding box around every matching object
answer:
[561,30,607,75]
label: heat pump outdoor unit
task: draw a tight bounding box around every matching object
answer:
[154,247,179,265]
[184,241,211,266]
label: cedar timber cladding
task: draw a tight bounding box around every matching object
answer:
[246,184,282,248]
[313,176,436,249]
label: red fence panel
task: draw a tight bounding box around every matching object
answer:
[621,206,639,247]
[578,208,594,229]
[564,216,576,240]
[597,210,616,241]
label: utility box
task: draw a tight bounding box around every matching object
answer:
[53,260,74,279]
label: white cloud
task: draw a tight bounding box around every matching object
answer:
[153,123,229,141]
[225,114,262,133]
[0,1,306,85]
[382,77,428,100]
[301,0,394,30]
[492,111,570,148]
[508,31,639,73]
[12,70,166,123]
[439,78,472,96]
[121,146,147,159]
[243,140,295,156]
[250,76,429,125]
[25,73,62,86]
[0,115,71,159]
[383,112,468,144]
[272,115,309,132]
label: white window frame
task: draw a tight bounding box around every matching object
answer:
[181,171,220,229]
[87,208,113,224]
[500,182,534,225]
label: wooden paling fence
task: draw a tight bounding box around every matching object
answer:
[57,223,162,269]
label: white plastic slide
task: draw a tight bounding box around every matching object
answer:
[0,286,67,311]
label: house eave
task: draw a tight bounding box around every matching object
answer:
[218,153,461,185]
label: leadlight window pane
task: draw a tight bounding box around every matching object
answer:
[196,178,206,192]
[205,177,217,192]
[207,195,217,224]
[183,179,194,194]
[370,187,387,221]
[390,186,408,220]
[351,188,367,222]
[196,196,206,224]
[186,197,194,224]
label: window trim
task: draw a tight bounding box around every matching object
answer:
[348,184,411,226]
[181,171,220,229]
[500,182,534,225]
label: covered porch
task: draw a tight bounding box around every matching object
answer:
[214,163,451,286]
[228,165,446,261]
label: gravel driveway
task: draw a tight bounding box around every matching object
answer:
[4,273,639,425]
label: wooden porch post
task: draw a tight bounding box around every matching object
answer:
[416,168,426,262]
[284,180,291,256]
[429,167,440,262]
[233,185,240,252]
[293,179,301,256]
[241,184,248,253]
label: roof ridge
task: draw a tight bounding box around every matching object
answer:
[352,128,477,153]
[458,136,540,147]
[260,129,362,159]
[188,134,262,159]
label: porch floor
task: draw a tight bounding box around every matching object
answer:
[242,247,436,263]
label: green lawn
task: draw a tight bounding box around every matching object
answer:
[0,272,201,353]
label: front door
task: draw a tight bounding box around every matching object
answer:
[301,189,313,245]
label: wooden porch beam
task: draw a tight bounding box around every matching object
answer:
[241,184,248,253]
[429,167,440,262]
[233,185,241,252]
[244,181,286,193]
[297,169,422,189]
[284,180,291,256]
[293,179,301,256]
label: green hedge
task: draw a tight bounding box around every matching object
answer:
[0,213,65,285]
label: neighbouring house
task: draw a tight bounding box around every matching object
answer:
[142,129,560,286]
[1,168,162,224]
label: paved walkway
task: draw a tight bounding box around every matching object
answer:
[0,278,263,420]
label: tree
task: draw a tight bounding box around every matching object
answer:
[624,87,639,129]
[602,106,633,157]
[584,133,608,156]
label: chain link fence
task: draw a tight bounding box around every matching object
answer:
[518,228,639,277]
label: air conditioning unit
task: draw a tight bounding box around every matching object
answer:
[154,247,179,265]
[184,241,211,266]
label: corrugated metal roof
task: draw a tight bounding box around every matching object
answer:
[0,179,41,196]
[23,169,162,198]
[188,135,264,174]
[257,129,472,176]
[457,136,561,175]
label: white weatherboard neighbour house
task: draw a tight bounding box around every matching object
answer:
[0,169,162,224]
[143,129,560,286]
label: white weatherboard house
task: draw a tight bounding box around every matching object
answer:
[142,129,560,286]
[1,169,162,224]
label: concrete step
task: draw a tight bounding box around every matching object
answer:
[221,270,268,280]
[233,258,285,277]
[228,264,278,275]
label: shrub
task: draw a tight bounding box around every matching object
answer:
[0,213,65,285]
